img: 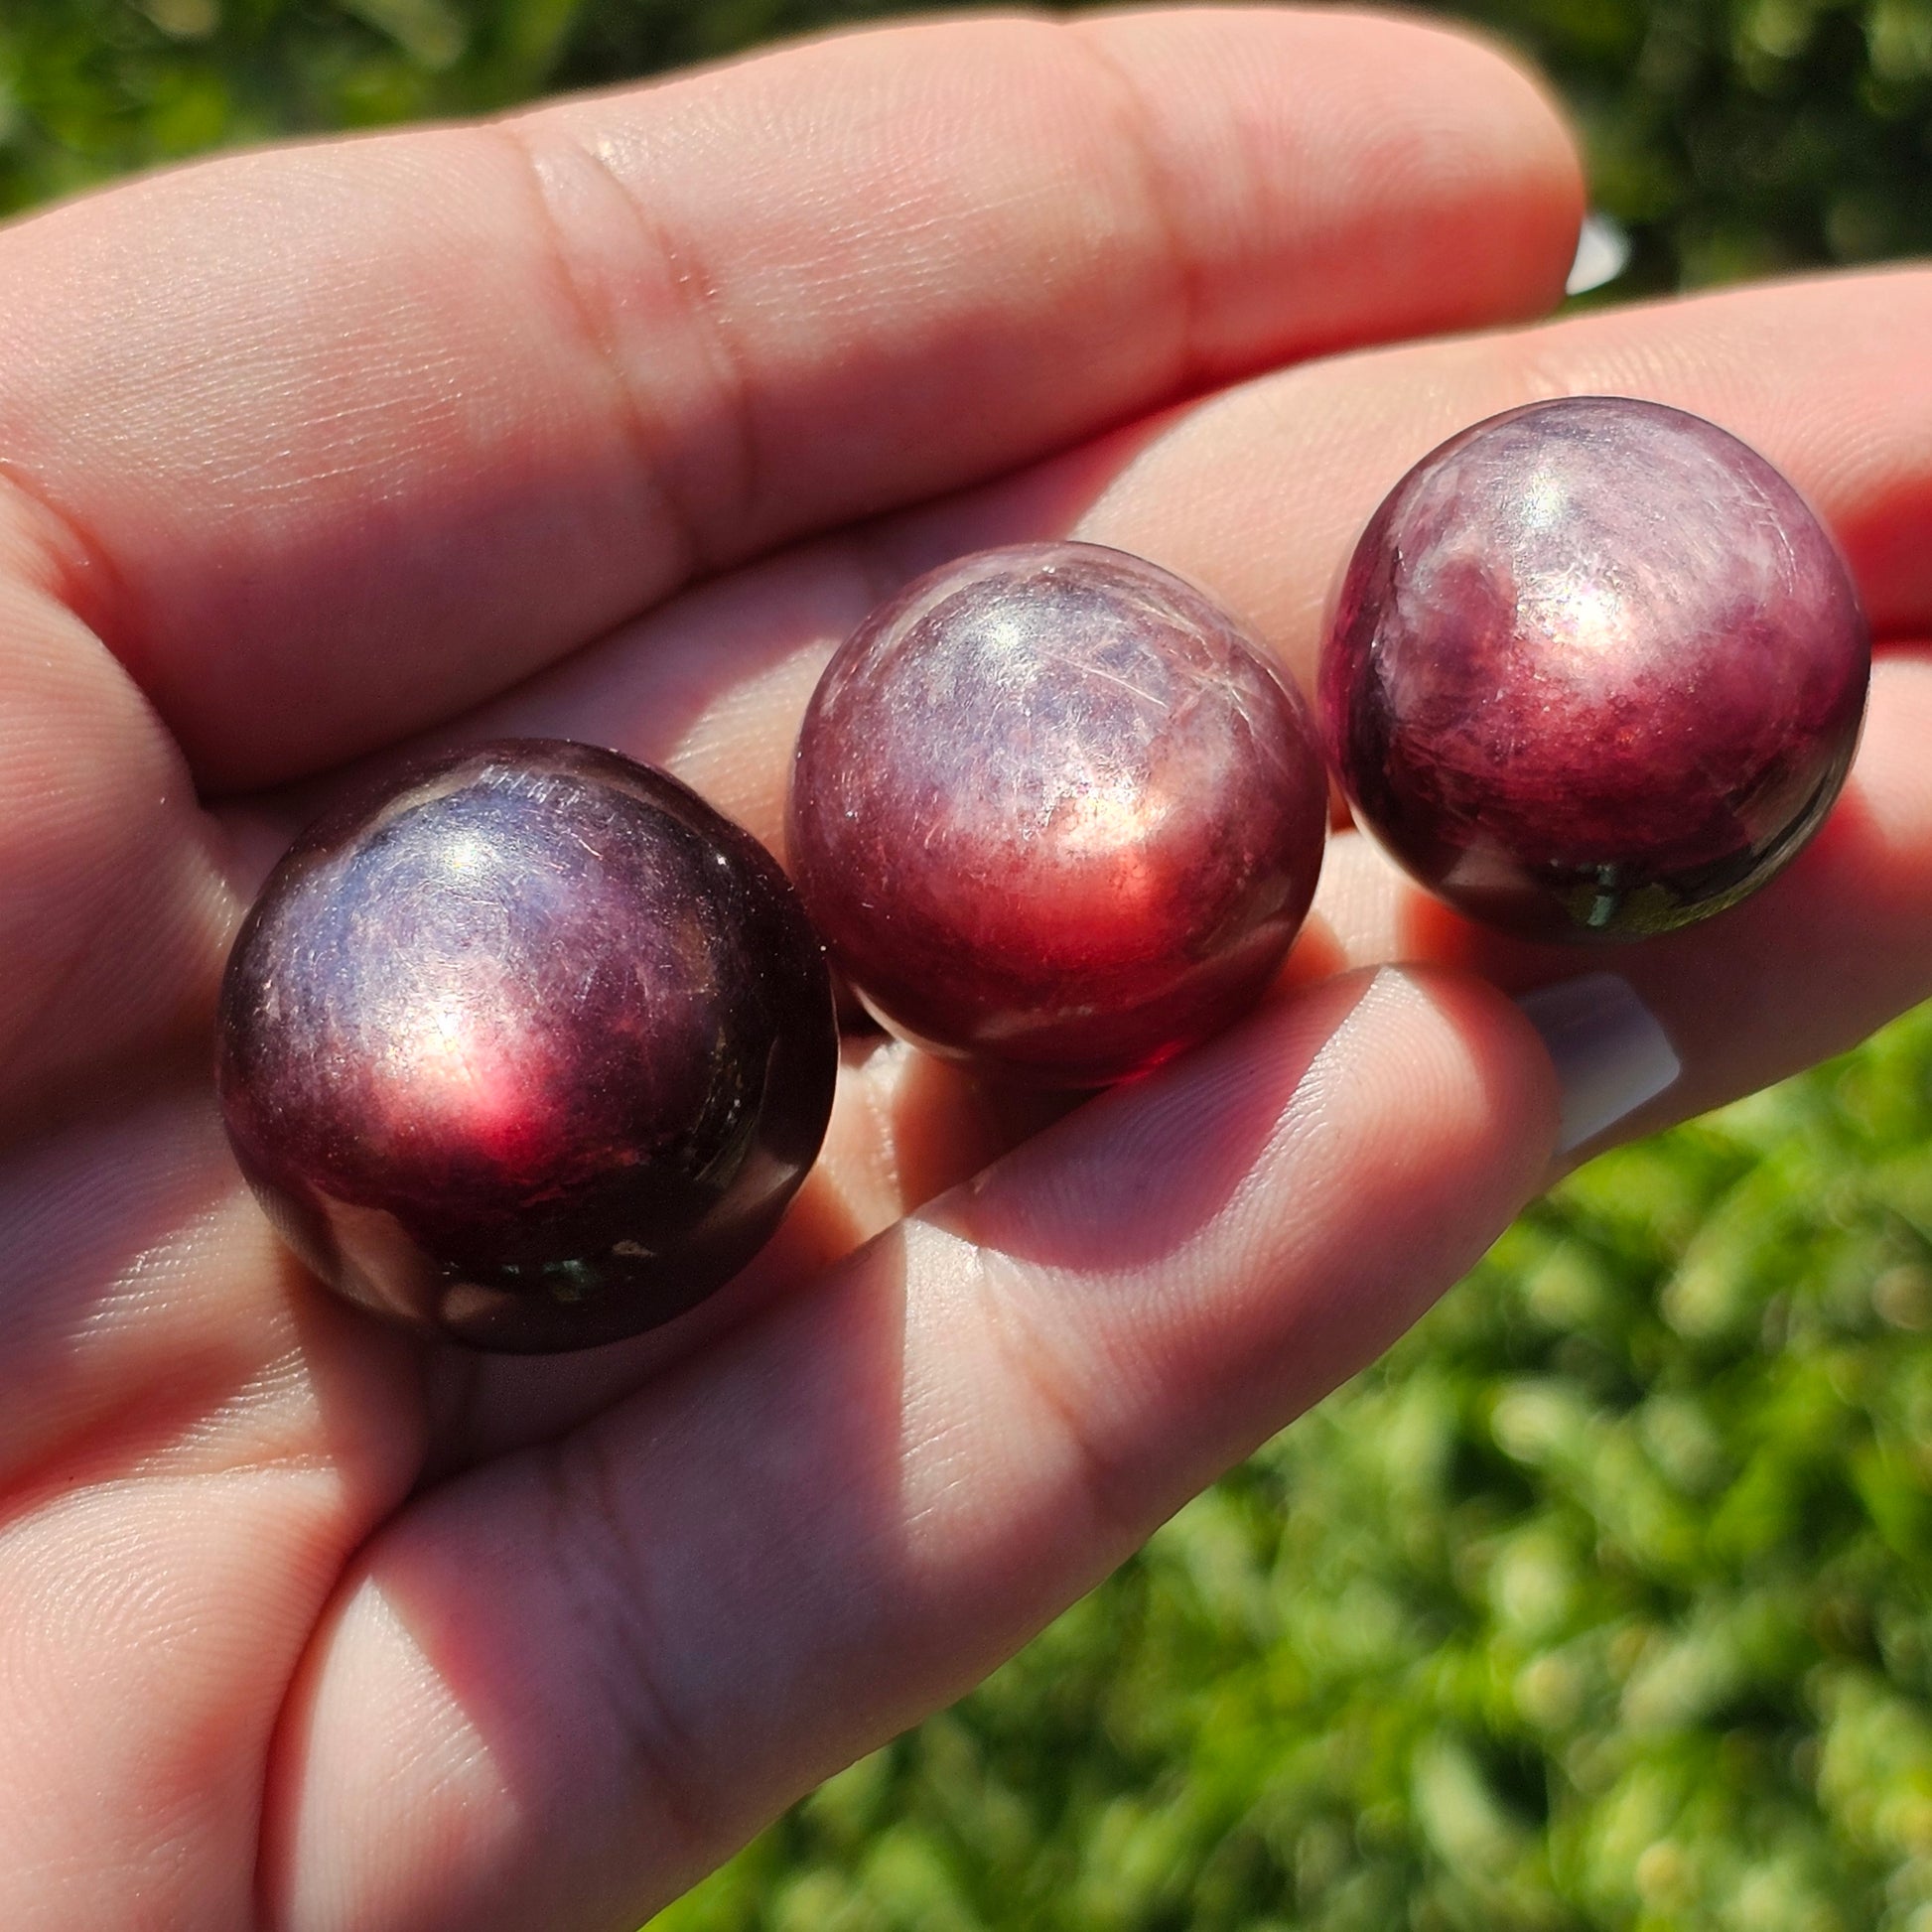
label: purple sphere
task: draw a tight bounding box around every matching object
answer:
[217,742,837,1352]
[1319,397,1869,939]
[786,542,1328,1087]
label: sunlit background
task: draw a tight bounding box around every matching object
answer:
[6,0,1931,1924]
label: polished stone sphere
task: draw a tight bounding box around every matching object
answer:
[1319,397,1869,939]
[786,542,1328,1086]
[217,742,837,1351]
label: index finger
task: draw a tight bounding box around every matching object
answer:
[0,8,1582,787]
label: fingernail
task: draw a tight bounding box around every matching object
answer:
[1515,973,1679,1155]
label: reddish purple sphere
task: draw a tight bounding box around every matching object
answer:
[217,742,837,1352]
[786,542,1328,1087]
[1319,397,1868,940]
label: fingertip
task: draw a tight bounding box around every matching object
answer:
[896,963,1565,1568]
[1515,971,1681,1159]
[1296,964,1563,1253]
[944,963,1561,1334]
[1075,6,1587,369]
[1350,6,1589,299]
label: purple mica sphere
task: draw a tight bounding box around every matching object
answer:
[217,742,837,1352]
[1320,397,1869,939]
[786,542,1328,1087]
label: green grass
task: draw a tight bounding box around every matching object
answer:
[2,1,1928,1924]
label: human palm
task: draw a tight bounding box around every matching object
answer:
[3,12,1929,1929]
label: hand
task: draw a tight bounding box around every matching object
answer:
[1,12,1925,1928]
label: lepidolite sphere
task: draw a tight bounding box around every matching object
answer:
[786,542,1328,1086]
[1320,397,1868,940]
[217,742,837,1352]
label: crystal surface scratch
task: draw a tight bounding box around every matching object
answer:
[787,542,1329,1085]
[219,741,837,1351]
[1319,398,1869,940]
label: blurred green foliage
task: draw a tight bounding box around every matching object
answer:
[3,0,1928,1926]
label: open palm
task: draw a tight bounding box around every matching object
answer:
[4,13,1930,1929]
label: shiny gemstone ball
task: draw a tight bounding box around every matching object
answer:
[1319,396,1868,940]
[217,741,838,1352]
[786,542,1328,1086]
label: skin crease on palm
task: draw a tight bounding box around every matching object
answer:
[1,7,1930,1928]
